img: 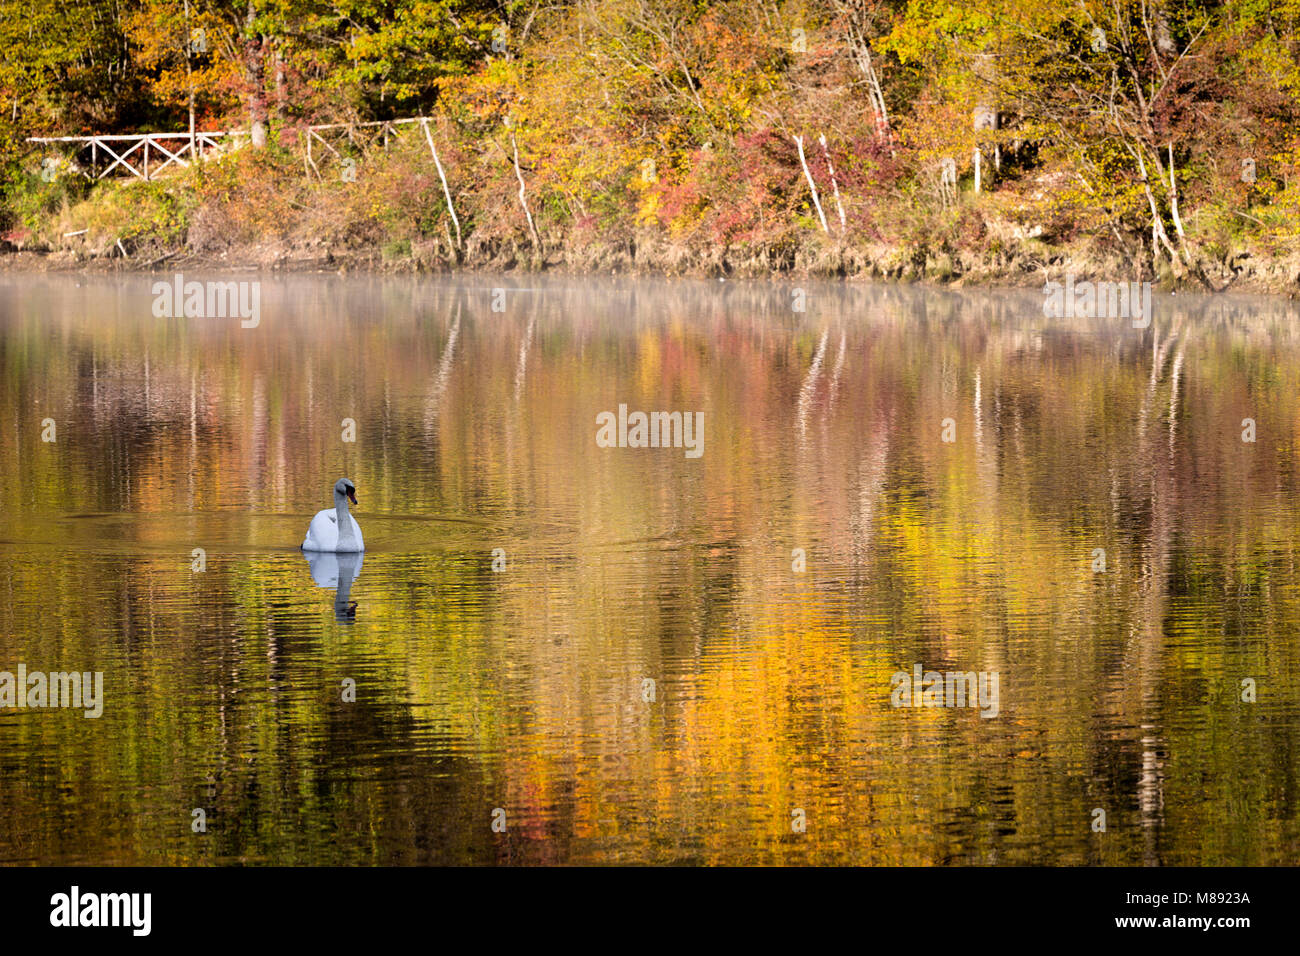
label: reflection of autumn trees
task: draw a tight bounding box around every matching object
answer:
[2,277,1299,863]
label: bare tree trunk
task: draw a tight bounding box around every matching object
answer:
[844,16,889,137]
[421,118,462,252]
[510,129,541,250]
[1134,146,1180,271]
[794,135,829,233]
[859,44,889,134]
[1163,144,1225,291]
[818,134,846,233]
[1165,143,1193,264]
[1132,142,1221,290]
[274,49,287,122]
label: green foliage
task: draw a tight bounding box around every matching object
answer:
[2,163,91,236]
[78,178,195,246]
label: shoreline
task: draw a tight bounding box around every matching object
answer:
[5,237,1299,301]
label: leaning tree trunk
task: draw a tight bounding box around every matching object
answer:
[422,118,463,252]
[1133,146,1181,271]
[793,135,829,233]
[819,134,846,233]
[509,129,541,251]
[841,8,890,139]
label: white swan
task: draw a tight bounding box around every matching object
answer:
[302,478,364,552]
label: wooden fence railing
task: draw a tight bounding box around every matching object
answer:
[28,117,428,183]
[26,131,251,182]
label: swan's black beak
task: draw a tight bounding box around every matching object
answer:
[347,489,357,505]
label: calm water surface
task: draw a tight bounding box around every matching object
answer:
[1,273,1298,865]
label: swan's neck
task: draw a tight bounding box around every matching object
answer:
[335,496,355,542]
[335,560,359,611]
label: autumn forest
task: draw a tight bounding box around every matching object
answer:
[2,0,1299,289]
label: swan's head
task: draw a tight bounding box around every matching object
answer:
[334,477,357,506]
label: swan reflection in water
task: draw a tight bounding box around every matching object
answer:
[303,551,364,623]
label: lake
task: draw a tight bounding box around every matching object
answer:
[1,272,1297,864]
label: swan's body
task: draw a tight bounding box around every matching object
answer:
[302,509,364,552]
[302,478,364,553]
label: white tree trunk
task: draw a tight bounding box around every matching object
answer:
[819,134,846,233]
[510,129,541,250]
[793,135,829,233]
[422,118,462,251]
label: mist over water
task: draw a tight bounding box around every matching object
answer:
[1,273,1298,864]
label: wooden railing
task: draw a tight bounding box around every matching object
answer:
[28,118,428,183]
[302,118,423,179]
[26,131,252,182]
